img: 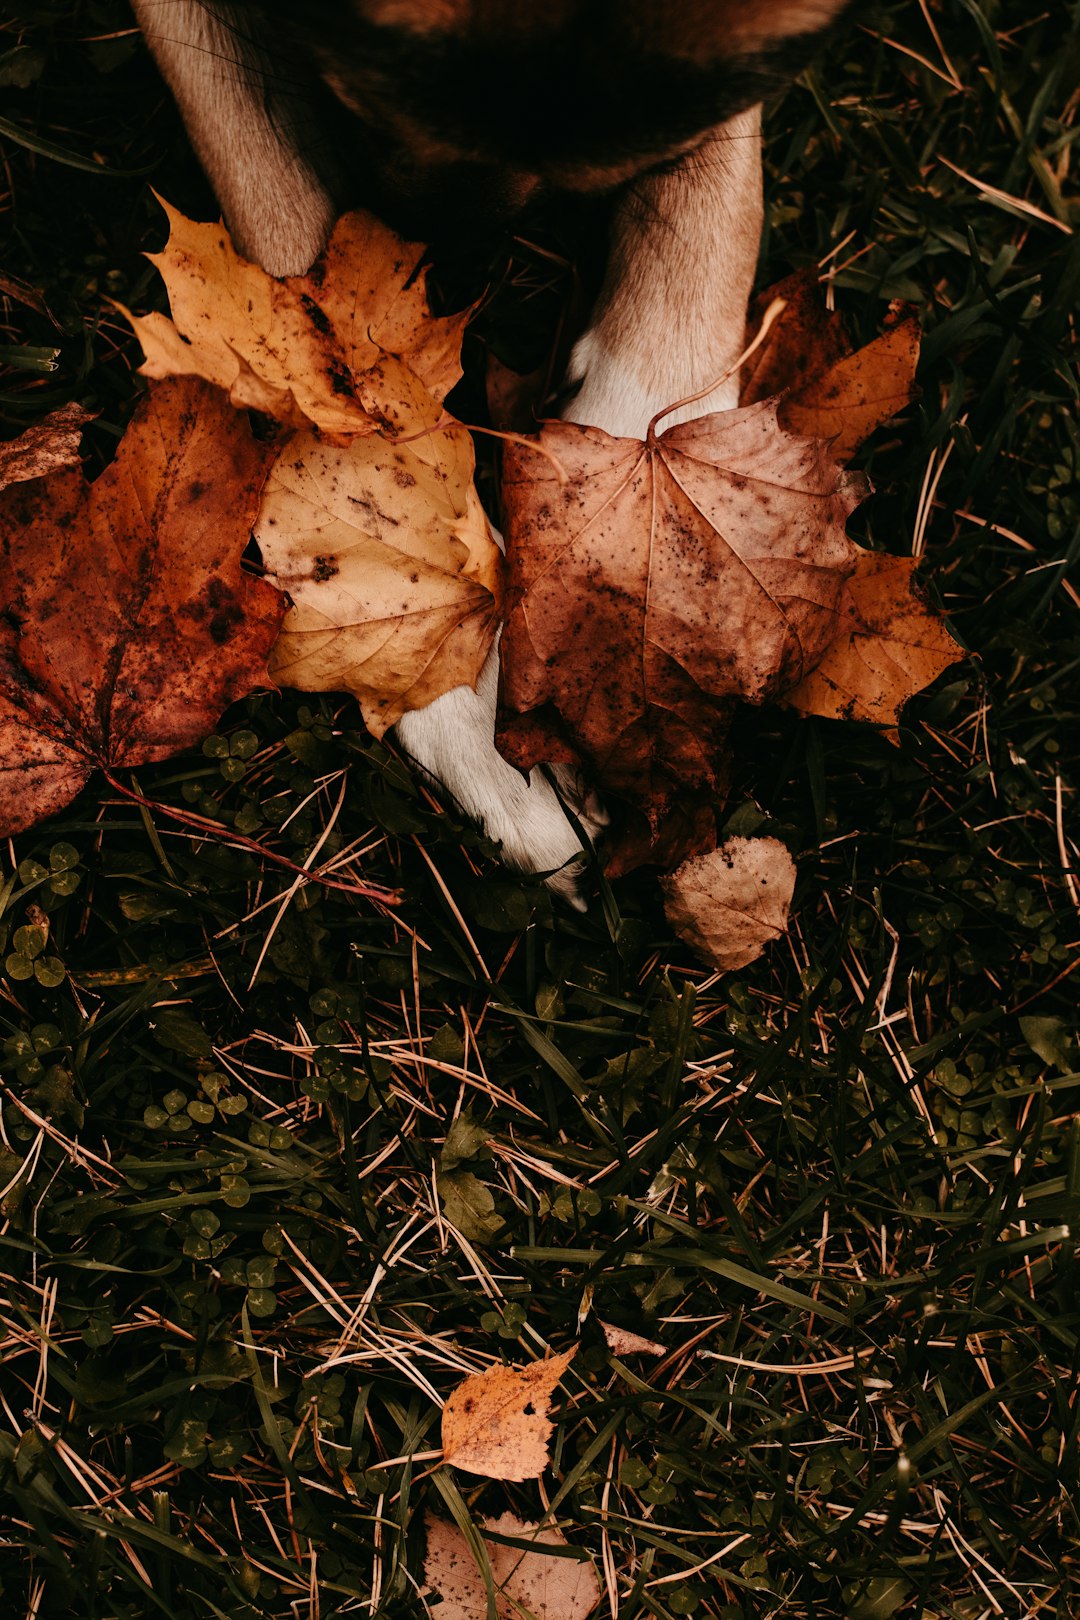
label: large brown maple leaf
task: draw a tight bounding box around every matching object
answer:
[497,277,963,877]
[0,377,284,836]
[496,400,865,819]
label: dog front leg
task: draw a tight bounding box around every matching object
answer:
[133,0,337,276]
[401,111,764,897]
[565,105,763,438]
[134,2,594,894]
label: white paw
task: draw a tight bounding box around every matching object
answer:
[394,643,605,906]
[564,329,742,439]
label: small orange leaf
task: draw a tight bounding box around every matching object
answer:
[785,552,964,731]
[781,312,922,463]
[661,836,797,971]
[441,1348,577,1480]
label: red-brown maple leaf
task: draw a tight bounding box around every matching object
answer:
[0,377,284,835]
[496,400,865,823]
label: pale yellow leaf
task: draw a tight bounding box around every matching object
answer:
[256,420,501,734]
[423,1512,601,1620]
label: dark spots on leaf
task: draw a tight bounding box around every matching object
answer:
[301,293,333,337]
[523,1402,536,1416]
[186,479,206,503]
[194,579,245,645]
[209,607,243,645]
[327,359,355,397]
[348,494,400,526]
[392,467,416,488]
[312,556,339,583]
[462,1397,475,1413]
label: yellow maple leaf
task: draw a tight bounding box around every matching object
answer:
[120,198,467,437]
[257,420,500,735]
[121,199,501,725]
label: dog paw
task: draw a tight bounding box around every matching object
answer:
[394,644,603,906]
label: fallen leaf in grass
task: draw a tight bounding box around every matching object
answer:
[781,313,921,463]
[423,1512,601,1620]
[599,1321,666,1356]
[438,1169,504,1243]
[661,836,797,971]
[497,401,864,823]
[0,377,283,836]
[0,402,93,489]
[441,1348,577,1480]
[785,553,963,731]
[122,198,467,437]
[1019,1015,1074,1073]
[742,270,921,462]
[256,417,501,735]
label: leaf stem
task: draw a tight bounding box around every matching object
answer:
[646,296,789,442]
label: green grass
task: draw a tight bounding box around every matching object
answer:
[2,1,1079,1616]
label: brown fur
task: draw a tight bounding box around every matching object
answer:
[625,0,852,57]
[358,0,849,54]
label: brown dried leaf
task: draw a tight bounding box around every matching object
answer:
[0,378,283,836]
[742,270,921,461]
[661,836,797,971]
[782,314,922,463]
[599,1321,666,1357]
[441,1348,577,1480]
[122,199,466,436]
[497,401,864,823]
[256,417,500,735]
[423,1512,601,1620]
[0,403,94,490]
[740,270,853,404]
[785,552,963,731]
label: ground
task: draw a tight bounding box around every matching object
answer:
[1,2,1079,1616]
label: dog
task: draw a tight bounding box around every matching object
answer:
[132,0,853,896]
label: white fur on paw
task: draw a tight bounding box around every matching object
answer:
[564,329,742,439]
[394,645,600,906]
